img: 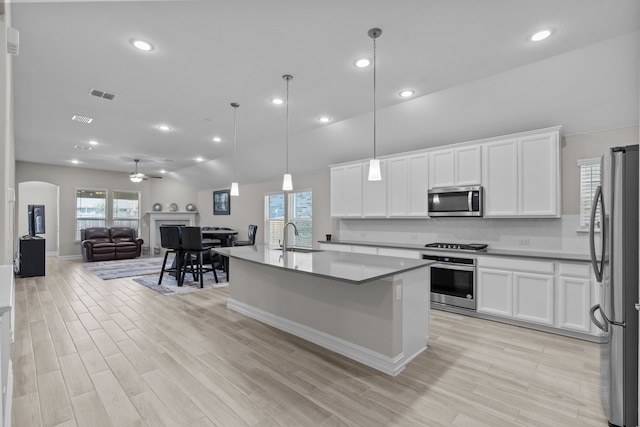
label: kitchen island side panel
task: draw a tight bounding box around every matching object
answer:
[229,258,401,357]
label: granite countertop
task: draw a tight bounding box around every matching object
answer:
[319,240,591,263]
[213,244,432,284]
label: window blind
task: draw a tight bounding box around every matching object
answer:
[578,159,601,229]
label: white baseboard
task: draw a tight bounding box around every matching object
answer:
[227,298,425,376]
[58,255,83,261]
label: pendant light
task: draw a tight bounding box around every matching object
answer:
[282,74,293,191]
[367,28,382,181]
[230,102,240,196]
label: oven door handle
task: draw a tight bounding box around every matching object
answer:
[468,191,473,212]
[430,263,475,272]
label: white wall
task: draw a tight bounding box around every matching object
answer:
[1,15,16,265]
[197,171,331,248]
[15,161,197,258]
[17,181,59,254]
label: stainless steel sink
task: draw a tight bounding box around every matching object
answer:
[273,247,324,253]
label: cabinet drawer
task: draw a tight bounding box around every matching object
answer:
[477,256,554,274]
[558,262,591,278]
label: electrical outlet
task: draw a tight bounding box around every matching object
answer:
[519,239,530,246]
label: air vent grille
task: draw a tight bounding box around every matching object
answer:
[89,88,116,100]
[71,115,93,124]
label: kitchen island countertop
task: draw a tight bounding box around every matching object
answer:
[213,244,432,284]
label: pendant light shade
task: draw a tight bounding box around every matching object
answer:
[282,74,293,191]
[230,102,240,196]
[368,158,382,181]
[367,28,382,182]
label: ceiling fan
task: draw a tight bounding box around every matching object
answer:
[129,159,161,182]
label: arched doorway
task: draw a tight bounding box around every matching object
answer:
[17,181,60,255]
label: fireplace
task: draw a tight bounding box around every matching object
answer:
[148,212,198,254]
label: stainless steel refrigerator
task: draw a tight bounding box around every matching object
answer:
[589,145,638,427]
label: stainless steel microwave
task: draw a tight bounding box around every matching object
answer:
[428,186,483,217]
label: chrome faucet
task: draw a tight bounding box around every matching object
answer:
[282,222,299,252]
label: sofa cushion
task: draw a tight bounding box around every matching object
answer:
[81,227,111,242]
[110,227,136,242]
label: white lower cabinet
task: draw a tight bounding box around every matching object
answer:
[513,272,554,326]
[477,257,555,327]
[319,243,420,259]
[477,268,512,317]
[556,262,594,334]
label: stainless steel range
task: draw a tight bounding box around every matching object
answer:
[423,242,488,311]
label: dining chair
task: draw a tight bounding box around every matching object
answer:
[232,224,258,246]
[158,225,196,285]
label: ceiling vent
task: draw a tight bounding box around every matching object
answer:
[71,115,93,124]
[89,88,116,100]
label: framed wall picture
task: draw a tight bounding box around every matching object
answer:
[213,189,230,215]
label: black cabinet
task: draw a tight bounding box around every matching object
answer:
[20,236,45,277]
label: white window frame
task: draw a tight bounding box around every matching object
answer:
[75,188,141,241]
[577,158,601,232]
[264,189,313,248]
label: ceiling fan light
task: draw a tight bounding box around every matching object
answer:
[130,175,143,183]
[282,174,293,191]
[368,159,382,181]
[230,182,239,196]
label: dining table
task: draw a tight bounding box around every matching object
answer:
[202,227,238,278]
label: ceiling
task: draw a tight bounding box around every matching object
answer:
[9,0,640,189]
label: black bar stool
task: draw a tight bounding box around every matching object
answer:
[180,226,220,288]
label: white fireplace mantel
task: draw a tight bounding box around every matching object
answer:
[148,211,198,252]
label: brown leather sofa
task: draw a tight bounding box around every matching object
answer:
[81,227,144,262]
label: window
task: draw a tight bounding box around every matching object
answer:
[264,190,313,248]
[76,189,107,240]
[578,158,601,230]
[76,189,141,240]
[113,191,140,230]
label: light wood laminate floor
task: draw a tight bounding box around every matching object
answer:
[12,257,607,426]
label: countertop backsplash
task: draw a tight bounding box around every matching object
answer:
[335,215,588,255]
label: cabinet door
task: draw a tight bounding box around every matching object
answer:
[362,160,387,217]
[557,276,591,333]
[513,273,554,326]
[477,268,512,317]
[518,132,560,217]
[482,139,518,217]
[330,167,346,217]
[407,154,429,216]
[455,145,481,186]
[387,157,409,216]
[428,149,454,188]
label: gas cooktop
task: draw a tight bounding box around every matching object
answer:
[424,242,488,251]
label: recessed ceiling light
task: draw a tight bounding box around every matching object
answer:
[355,58,371,68]
[318,116,332,123]
[399,90,415,98]
[71,159,79,164]
[530,29,552,42]
[195,157,204,162]
[272,98,284,105]
[160,169,166,174]
[74,144,92,150]
[130,38,154,51]
[212,136,222,142]
[88,140,98,146]
[157,124,171,131]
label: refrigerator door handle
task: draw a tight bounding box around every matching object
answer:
[590,304,608,333]
[589,185,605,282]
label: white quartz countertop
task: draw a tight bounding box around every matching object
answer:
[213,245,432,284]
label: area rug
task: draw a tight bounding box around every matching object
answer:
[83,257,167,280]
[133,271,228,295]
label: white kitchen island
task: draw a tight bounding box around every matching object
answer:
[212,245,432,376]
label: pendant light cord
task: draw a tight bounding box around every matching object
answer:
[285,76,290,174]
[373,35,377,160]
[233,104,238,182]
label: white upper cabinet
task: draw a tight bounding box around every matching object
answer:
[518,132,560,216]
[330,163,363,217]
[482,130,560,218]
[429,145,481,189]
[362,160,387,217]
[387,153,429,217]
